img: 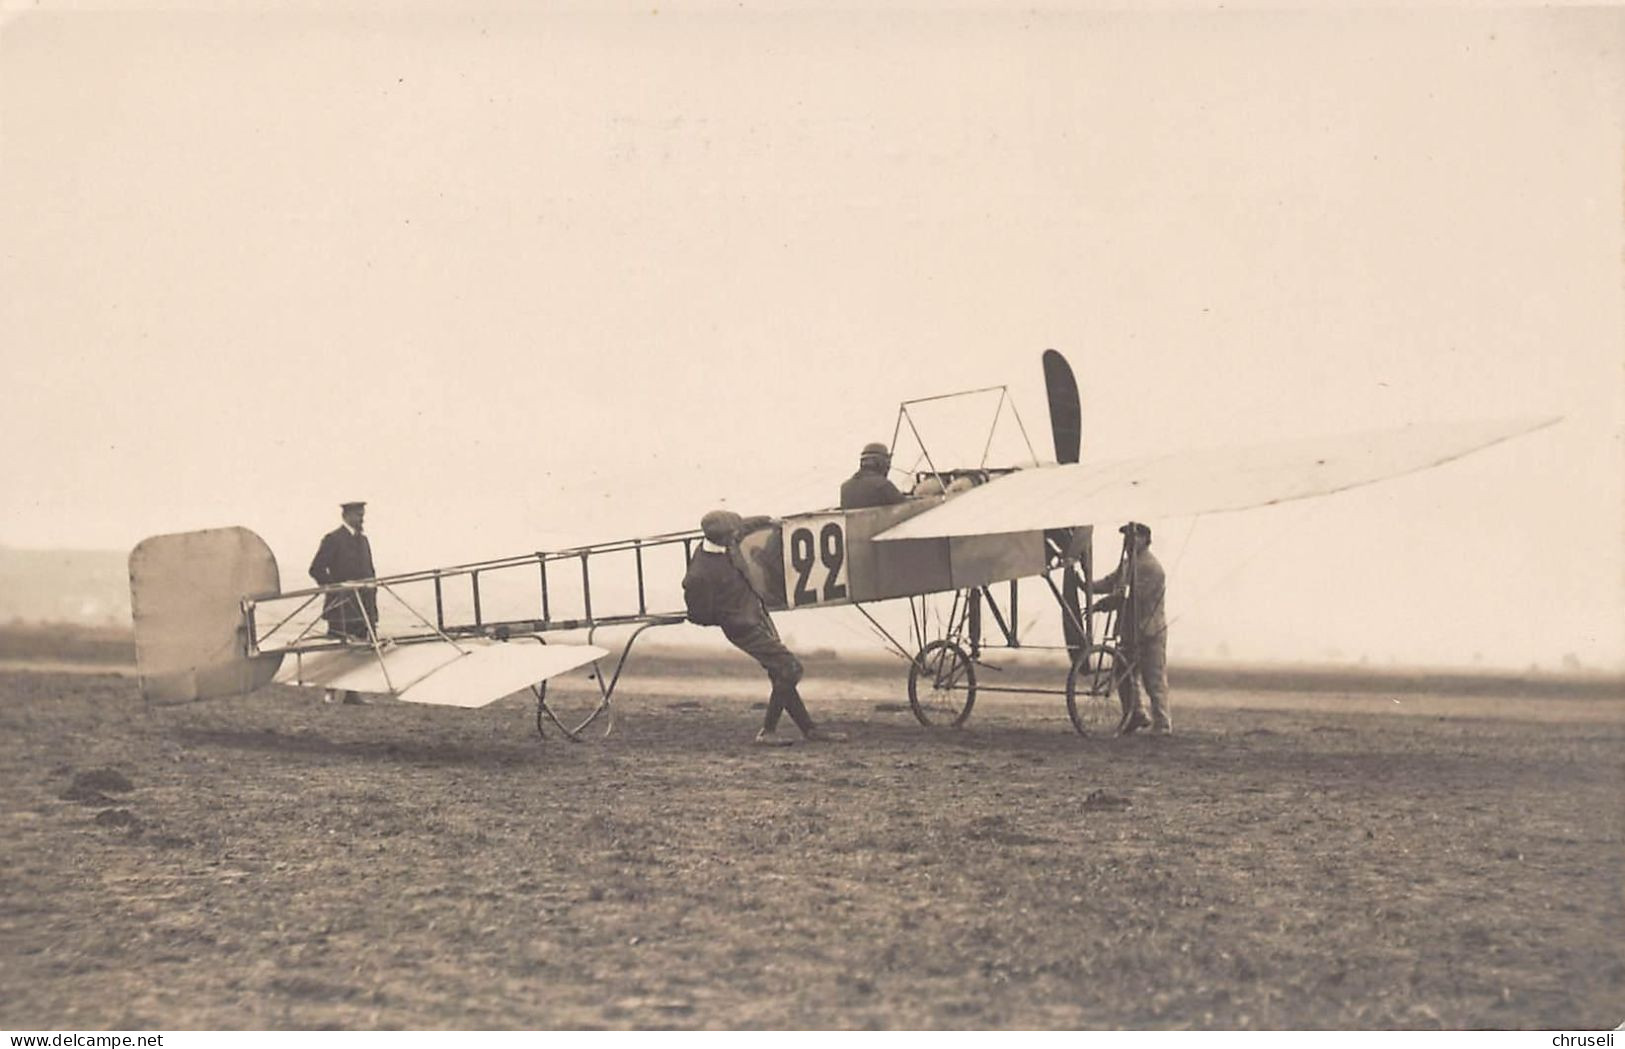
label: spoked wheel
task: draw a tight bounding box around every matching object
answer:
[907,640,977,728]
[1066,643,1126,736]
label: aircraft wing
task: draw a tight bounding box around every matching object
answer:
[274,637,606,708]
[873,416,1557,541]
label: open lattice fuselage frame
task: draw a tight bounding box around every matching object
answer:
[243,528,705,658]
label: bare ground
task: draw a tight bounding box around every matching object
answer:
[1,663,1622,1030]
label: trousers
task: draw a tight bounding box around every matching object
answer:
[1118,630,1171,730]
[323,589,378,640]
[721,612,814,734]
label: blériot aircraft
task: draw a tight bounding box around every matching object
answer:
[128,351,1554,740]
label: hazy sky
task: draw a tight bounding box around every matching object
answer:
[2,5,1621,669]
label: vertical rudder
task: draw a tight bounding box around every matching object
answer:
[128,526,284,702]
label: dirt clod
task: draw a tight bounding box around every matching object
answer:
[93,808,142,831]
[69,767,134,794]
[1082,788,1133,811]
[58,786,117,806]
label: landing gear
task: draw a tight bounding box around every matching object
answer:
[1065,643,1125,737]
[531,617,680,741]
[532,680,583,741]
[907,639,977,728]
[532,671,607,742]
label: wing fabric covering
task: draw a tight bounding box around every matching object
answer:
[874,417,1557,541]
[275,638,607,708]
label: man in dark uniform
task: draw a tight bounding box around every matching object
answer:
[309,501,377,704]
[839,442,906,510]
[1087,522,1171,736]
[683,509,846,746]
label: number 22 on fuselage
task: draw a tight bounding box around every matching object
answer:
[783,513,850,607]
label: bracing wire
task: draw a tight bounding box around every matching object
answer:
[1159,502,1314,634]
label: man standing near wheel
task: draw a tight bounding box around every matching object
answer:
[683,509,847,747]
[1087,522,1171,736]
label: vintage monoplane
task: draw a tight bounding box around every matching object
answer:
[129,351,1554,738]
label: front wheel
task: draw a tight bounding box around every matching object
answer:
[1066,644,1125,736]
[907,640,976,728]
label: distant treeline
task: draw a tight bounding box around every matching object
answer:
[2,626,1618,699]
[1165,662,1624,700]
[0,622,136,665]
[626,644,1624,699]
[0,546,131,625]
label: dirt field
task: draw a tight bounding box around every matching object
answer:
[2,661,1621,1030]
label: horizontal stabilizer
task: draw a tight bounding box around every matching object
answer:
[874,416,1559,541]
[276,637,606,708]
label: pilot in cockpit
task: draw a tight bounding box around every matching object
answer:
[839,442,907,509]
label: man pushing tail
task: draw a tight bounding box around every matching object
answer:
[682,509,847,746]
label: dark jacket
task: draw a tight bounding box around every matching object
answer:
[840,467,905,509]
[309,526,377,628]
[683,549,765,627]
